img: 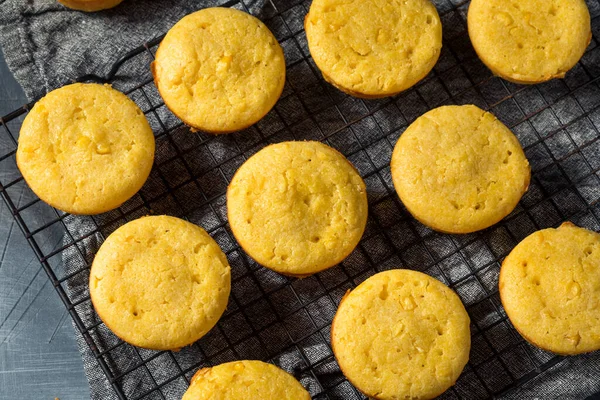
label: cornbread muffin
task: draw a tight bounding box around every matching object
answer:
[17,83,154,215]
[227,141,368,277]
[468,0,592,84]
[152,8,286,133]
[182,360,311,400]
[499,222,600,355]
[305,0,442,98]
[391,105,530,234]
[89,216,231,350]
[57,0,123,11]
[332,269,471,400]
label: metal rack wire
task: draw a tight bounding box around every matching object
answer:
[1,0,600,398]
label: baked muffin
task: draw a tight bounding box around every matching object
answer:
[182,360,310,400]
[57,0,124,11]
[391,105,530,234]
[305,0,442,98]
[152,7,286,133]
[227,141,368,277]
[332,269,471,400]
[500,222,600,355]
[468,0,592,84]
[17,83,155,215]
[90,215,231,350]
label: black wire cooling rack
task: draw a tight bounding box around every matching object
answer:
[2,0,600,399]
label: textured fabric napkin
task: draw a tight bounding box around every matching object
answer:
[0,0,262,100]
[1,0,600,399]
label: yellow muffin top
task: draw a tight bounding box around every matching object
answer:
[332,269,471,400]
[182,360,311,400]
[227,141,368,276]
[500,222,600,355]
[468,0,591,84]
[17,83,155,215]
[153,7,286,133]
[89,216,231,350]
[391,105,530,234]
[305,0,442,98]
[57,0,124,12]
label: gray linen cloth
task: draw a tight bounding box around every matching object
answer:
[0,0,259,100]
[1,0,600,399]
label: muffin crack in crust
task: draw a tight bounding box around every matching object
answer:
[227,141,368,276]
[305,0,442,98]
